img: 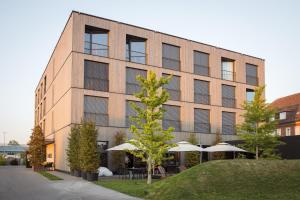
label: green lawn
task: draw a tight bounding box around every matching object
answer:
[37,171,63,181]
[95,160,300,200]
[95,179,154,198]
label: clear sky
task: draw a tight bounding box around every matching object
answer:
[0,0,299,144]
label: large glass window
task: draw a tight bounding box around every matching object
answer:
[246,89,255,102]
[246,63,258,86]
[222,85,236,108]
[84,26,109,57]
[84,60,109,92]
[126,68,147,95]
[84,96,108,126]
[194,108,210,133]
[194,51,209,76]
[163,105,181,131]
[162,43,180,71]
[194,80,210,105]
[126,35,146,64]
[163,74,180,101]
[126,101,145,127]
[221,58,235,81]
[222,112,236,135]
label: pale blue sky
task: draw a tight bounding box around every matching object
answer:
[0,0,299,144]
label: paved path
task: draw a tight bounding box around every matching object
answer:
[0,166,141,200]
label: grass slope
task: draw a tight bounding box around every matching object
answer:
[37,171,63,181]
[147,160,300,200]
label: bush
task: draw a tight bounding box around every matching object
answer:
[0,155,6,165]
[10,159,18,165]
[79,121,100,173]
[66,125,81,172]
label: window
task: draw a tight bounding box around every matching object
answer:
[246,64,258,86]
[279,112,286,120]
[285,127,291,136]
[41,83,43,97]
[126,68,147,95]
[276,128,282,136]
[194,51,209,76]
[126,35,146,64]
[222,85,236,108]
[194,108,210,133]
[43,98,46,116]
[44,76,47,94]
[84,60,109,92]
[163,105,181,131]
[35,94,38,108]
[126,101,145,127]
[84,96,108,126]
[222,112,236,135]
[246,89,255,102]
[163,74,180,101]
[84,26,109,57]
[162,43,180,71]
[194,80,210,105]
[40,103,43,119]
[221,58,235,81]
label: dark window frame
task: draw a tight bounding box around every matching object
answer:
[163,73,181,101]
[126,35,147,64]
[194,108,211,133]
[162,43,181,71]
[193,50,210,76]
[84,60,109,92]
[83,95,109,126]
[222,84,236,108]
[84,25,109,57]
[126,67,147,95]
[221,57,235,81]
[194,79,210,105]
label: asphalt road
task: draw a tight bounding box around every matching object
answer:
[0,166,141,200]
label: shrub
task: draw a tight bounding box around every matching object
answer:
[0,155,6,165]
[112,131,126,171]
[66,125,81,171]
[79,121,100,173]
[28,126,46,170]
[185,133,200,167]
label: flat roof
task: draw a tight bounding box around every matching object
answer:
[73,10,264,61]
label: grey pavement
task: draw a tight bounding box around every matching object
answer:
[0,166,141,200]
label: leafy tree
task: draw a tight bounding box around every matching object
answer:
[8,140,19,145]
[237,86,282,159]
[111,131,126,170]
[66,125,81,172]
[128,71,175,184]
[185,133,200,167]
[28,126,46,170]
[0,154,6,165]
[79,121,100,173]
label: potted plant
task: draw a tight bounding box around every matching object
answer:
[79,121,100,181]
[66,125,81,177]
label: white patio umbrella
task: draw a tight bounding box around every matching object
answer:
[168,141,204,152]
[168,141,204,164]
[202,142,246,153]
[106,141,139,151]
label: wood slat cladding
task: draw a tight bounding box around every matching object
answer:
[34,11,265,171]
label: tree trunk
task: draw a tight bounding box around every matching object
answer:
[256,146,259,160]
[147,157,152,184]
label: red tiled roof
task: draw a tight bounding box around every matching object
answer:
[270,93,300,120]
[271,93,300,108]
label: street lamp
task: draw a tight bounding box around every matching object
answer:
[3,132,6,146]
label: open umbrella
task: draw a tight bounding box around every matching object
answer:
[203,142,246,152]
[106,141,139,151]
[168,141,204,152]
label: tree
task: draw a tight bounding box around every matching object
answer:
[237,86,282,160]
[66,125,81,172]
[8,140,19,145]
[28,126,46,170]
[79,121,100,173]
[111,131,126,170]
[128,71,175,184]
[185,133,200,167]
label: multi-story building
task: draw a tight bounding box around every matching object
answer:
[34,11,264,171]
[271,93,300,136]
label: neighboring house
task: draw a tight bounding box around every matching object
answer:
[0,145,27,159]
[270,93,300,136]
[34,11,264,171]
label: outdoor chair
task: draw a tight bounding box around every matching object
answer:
[157,166,167,179]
